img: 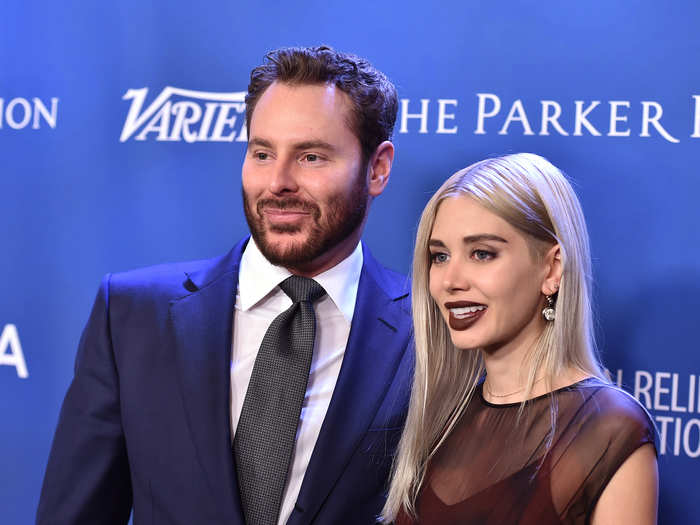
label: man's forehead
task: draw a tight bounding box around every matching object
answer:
[248,81,357,146]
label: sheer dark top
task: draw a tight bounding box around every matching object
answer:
[396,378,656,524]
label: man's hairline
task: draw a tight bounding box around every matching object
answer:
[247,79,366,158]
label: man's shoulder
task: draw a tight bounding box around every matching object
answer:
[361,246,411,303]
[106,240,245,302]
[109,257,214,291]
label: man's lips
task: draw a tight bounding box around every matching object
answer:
[445,301,487,331]
[256,197,320,224]
[262,207,311,222]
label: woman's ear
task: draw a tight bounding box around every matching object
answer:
[541,244,562,296]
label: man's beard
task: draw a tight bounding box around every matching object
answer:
[242,174,368,269]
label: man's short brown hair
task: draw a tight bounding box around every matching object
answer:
[245,46,398,163]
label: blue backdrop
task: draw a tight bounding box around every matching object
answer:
[2,1,698,523]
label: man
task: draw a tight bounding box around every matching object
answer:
[37,46,413,525]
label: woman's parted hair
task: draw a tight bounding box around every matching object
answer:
[382,153,607,521]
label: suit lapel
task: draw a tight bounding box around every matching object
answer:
[169,240,247,524]
[291,247,410,522]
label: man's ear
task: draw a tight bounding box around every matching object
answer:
[367,141,394,197]
[541,243,563,296]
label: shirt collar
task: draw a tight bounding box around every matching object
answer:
[237,238,363,323]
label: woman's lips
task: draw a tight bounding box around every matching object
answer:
[445,301,487,331]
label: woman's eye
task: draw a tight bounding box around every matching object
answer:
[431,252,449,264]
[472,249,494,261]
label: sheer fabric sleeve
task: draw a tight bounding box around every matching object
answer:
[549,386,657,522]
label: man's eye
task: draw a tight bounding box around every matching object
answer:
[430,252,449,264]
[303,154,319,162]
[255,152,269,161]
[472,249,495,261]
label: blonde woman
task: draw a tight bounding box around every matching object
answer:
[384,153,657,524]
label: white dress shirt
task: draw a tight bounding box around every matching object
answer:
[230,238,363,525]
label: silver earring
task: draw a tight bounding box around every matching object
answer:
[542,295,556,321]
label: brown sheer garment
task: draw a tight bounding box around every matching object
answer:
[396,378,656,524]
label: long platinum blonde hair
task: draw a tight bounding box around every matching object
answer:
[381,153,607,521]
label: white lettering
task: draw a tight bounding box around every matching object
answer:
[236,123,248,142]
[671,373,687,412]
[0,324,28,379]
[540,100,568,136]
[170,101,202,142]
[655,415,673,455]
[32,97,58,129]
[692,95,700,138]
[135,101,172,141]
[197,102,218,141]
[673,416,682,456]
[683,419,700,458]
[573,100,601,136]
[615,368,623,388]
[475,93,501,134]
[654,371,671,410]
[690,375,697,413]
[499,100,534,135]
[121,88,156,141]
[436,99,458,134]
[634,370,653,409]
[210,103,242,141]
[120,87,246,142]
[6,98,32,129]
[641,101,680,143]
[607,101,631,137]
[0,97,59,130]
[399,98,429,134]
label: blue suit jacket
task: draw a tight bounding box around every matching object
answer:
[37,238,413,525]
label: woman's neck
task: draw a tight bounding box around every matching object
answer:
[480,335,542,402]
[480,326,589,403]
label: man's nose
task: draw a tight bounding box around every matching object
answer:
[268,158,299,194]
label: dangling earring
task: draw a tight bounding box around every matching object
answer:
[542,295,556,321]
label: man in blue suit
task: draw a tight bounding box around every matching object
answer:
[37,46,412,525]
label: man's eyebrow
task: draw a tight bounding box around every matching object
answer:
[247,137,273,149]
[247,138,337,153]
[428,234,508,247]
[291,140,337,152]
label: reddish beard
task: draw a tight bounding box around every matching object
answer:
[242,174,368,269]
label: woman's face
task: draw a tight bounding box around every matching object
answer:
[428,195,555,355]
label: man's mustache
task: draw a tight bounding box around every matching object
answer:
[256,198,321,220]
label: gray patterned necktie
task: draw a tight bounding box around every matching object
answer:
[234,275,326,525]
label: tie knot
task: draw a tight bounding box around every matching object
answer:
[279,276,326,304]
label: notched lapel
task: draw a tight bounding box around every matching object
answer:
[169,262,242,523]
[292,256,411,522]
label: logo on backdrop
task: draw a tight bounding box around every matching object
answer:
[0,324,28,379]
[0,97,58,130]
[398,94,700,143]
[615,369,699,459]
[120,87,248,143]
[121,89,700,144]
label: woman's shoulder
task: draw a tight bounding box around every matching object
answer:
[550,379,658,521]
[559,378,657,449]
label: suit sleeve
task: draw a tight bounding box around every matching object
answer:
[36,274,133,525]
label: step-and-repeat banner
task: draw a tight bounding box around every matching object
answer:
[2,2,698,523]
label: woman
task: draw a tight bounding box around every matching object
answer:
[383,153,657,524]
